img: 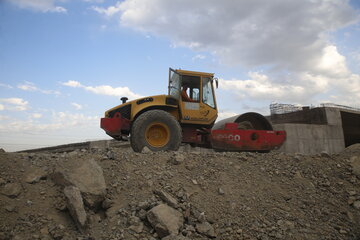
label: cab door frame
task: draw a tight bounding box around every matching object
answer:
[179,74,217,126]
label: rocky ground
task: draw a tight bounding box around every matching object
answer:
[1,143,360,240]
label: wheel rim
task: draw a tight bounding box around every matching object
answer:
[145,122,170,147]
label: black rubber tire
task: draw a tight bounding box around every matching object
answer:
[130,110,182,152]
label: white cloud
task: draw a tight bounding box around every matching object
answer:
[8,0,67,13]
[217,111,238,122]
[221,72,307,102]
[52,112,98,129]
[314,45,348,77]
[0,115,10,120]
[62,80,142,100]
[93,0,360,106]
[3,98,28,106]
[71,102,83,110]
[18,82,37,91]
[220,46,360,105]
[42,89,61,95]
[192,54,206,61]
[96,0,357,69]
[91,2,122,17]
[0,98,28,111]
[0,111,98,133]
[63,80,82,87]
[17,82,60,95]
[31,113,42,119]
[84,85,141,99]
[0,83,13,89]
[0,98,29,111]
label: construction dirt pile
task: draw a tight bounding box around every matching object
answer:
[1,143,360,240]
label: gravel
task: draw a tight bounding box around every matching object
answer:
[0,143,360,239]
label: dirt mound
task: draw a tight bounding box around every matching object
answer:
[0,145,360,239]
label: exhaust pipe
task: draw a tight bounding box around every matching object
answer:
[121,97,128,104]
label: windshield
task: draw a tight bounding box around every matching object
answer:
[169,69,181,99]
[202,77,215,108]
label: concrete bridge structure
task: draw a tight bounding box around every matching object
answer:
[271,106,360,154]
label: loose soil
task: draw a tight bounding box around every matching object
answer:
[1,144,360,240]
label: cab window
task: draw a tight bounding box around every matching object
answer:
[169,69,181,99]
[181,75,200,102]
[202,77,215,108]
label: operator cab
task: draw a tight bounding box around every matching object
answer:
[168,68,218,125]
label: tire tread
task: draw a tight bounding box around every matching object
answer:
[130,110,182,152]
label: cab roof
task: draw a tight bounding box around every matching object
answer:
[175,69,214,77]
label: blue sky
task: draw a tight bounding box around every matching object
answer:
[0,0,359,151]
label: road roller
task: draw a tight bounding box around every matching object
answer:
[100,68,286,152]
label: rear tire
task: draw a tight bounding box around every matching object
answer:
[130,110,182,152]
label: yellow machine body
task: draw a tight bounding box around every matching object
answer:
[104,94,179,121]
[103,69,218,127]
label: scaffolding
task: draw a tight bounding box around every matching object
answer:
[270,103,303,115]
[270,102,360,115]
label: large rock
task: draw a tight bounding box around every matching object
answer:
[147,204,183,238]
[1,183,22,198]
[170,153,185,165]
[196,222,216,238]
[64,186,87,230]
[24,167,47,184]
[51,158,106,208]
[154,190,178,208]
